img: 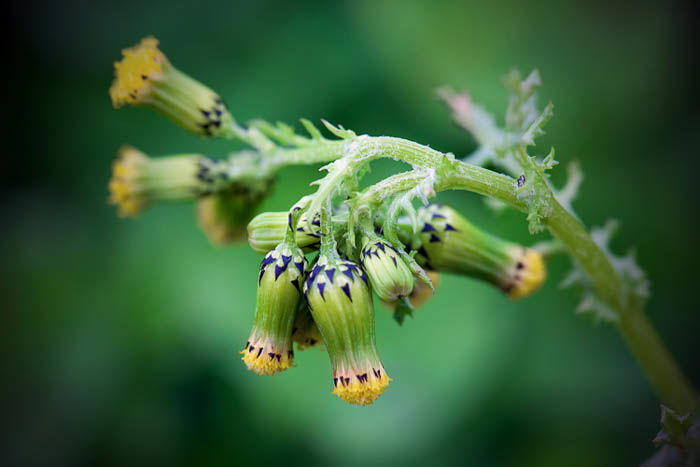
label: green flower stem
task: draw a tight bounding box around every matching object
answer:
[618,304,698,413]
[265,141,346,172]
[546,200,696,413]
[356,170,434,206]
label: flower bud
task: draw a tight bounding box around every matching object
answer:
[108,145,229,217]
[414,204,546,299]
[360,237,414,302]
[241,243,307,375]
[197,178,274,246]
[292,303,324,351]
[110,37,235,137]
[304,255,390,405]
[247,211,321,254]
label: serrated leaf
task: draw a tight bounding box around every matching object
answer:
[522,101,554,146]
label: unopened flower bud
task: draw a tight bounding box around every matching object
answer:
[242,243,307,375]
[110,37,235,137]
[360,236,414,302]
[247,211,321,254]
[197,178,274,246]
[414,204,546,299]
[108,146,229,217]
[292,303,324,351]
[304,255,390,405]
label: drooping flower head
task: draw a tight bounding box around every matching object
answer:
[360,235,414,303]
[109,37,235,137]
[292,303,324,351]
[304,255,390,405]
[242,243,307,375]
[108,145,226,217]
[414,204,546,298]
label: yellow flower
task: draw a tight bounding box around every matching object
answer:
[502,246,546,299]
[109,37,235,137]
[108,145,218,217]
[108,146,150,217]
[109,37,167,107]
[241,244,307,375]
[305,255,391,405]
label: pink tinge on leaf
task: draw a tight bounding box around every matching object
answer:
[449,93,471,115]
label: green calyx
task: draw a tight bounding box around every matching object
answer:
[149,64,236,138]
[360,235,414,303]
[303,255,377,370]
[411,204,546,298]
[242,242,307,375]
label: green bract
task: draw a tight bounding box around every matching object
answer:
[360,236,414,303]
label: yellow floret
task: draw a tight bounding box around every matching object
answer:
[241,339,294,376]
[109,37,167,107]
[108,146,148,217]
[507,248,546,299]
[332,369,391,406]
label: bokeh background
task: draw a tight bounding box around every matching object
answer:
[4,0,699,466]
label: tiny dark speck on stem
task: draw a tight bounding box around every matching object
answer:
[517,174,526,187]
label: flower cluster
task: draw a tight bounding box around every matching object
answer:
[107,37,549,407]
[243,202,546,405]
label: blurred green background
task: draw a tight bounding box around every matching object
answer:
[4,0,699,466]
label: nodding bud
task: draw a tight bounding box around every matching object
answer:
[360,236,414,302]
[247,211,322,254]
[110,37,235,137]
[413,204,546,299]
[241,243,307,375]
[292,303,324,351]
[197,178,274,246]
[304,255,390,406]
[108,145,228,217]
